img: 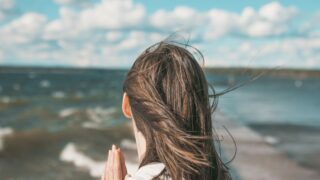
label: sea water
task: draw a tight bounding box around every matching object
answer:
[0,68,319,179]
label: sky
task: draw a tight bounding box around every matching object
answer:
[0,0,319,69]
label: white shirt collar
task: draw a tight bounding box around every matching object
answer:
[125,162,166,180]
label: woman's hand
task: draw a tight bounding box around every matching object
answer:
[101,144,128,180]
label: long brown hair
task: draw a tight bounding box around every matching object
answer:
[123,40,231,180]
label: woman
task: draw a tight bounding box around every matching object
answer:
[101,40,231,180]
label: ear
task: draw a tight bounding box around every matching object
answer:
[122,92,132,118]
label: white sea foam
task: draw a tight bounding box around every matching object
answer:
[82,122,104,129]
[52,91,65,99]
[82,107,117,129]
[86,107,117,123]
[59,108,77,118]
[120,139,137,150]
[264,135,279,144]
[1,96,11,103]
[60,142,138,178]
[40,80,51,88]
[0,127,14,151]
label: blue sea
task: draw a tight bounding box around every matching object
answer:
[0,68,319,179]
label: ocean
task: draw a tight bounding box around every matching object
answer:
[0,67,319,179]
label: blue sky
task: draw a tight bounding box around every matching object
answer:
[0,0,319,69]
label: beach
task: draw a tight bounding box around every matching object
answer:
[0,67,320,179]
[215,112,320,180]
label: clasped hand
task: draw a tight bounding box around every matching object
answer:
[101,145,128,180]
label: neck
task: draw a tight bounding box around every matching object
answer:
[132,119,146,162]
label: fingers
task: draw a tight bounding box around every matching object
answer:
[101,168,105,180]
[101,151,109,180]
[114,148,123,180]
[105,150,112,180]
[108,148,114,180]
[119,149,127,178]
[103,144,127,180]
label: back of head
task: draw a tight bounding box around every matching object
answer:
[123,41,230,180]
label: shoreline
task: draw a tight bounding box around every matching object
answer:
[1,114,319,179]
[215,112,320,180]
[1,66,320,78]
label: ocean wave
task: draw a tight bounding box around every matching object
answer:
[0,127,14,151]
[86,107,117,123]
[263,135,279,144]
[40,80,51,88]
[82,106,118,129]
[120,139,137,150]
[59,108,78,118]
[57,106,119,129]
[0,96,11,103]
[52,91,66,99]
[81,122,104,129]
[60,142,138,178]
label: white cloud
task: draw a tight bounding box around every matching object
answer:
[0,0,319,69]
[44,0,145,41]
[16,0,302,45]
[115,31,163,51]
[43,7,80,40]
[0,0,13,9]
[262,38,320,58]
[79,0,145,29]
[0,0,15,21]
[35,0,148,67]
[54,0,91,7]
[243,2,297,37]
[0,12,47,45]
[149,2,298,39]
[204,37,320,68]
[205,2,298,39]
[150,6,205,31]
[204,9,238,39]
[259,2,297,23]
[116,31,144,50]
[0,49,4,60]
[299,11,320,37]
[54,0,78,5]
[105,31,122,42]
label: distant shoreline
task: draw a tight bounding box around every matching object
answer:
[1,65,320,78]
[204,67,320,78]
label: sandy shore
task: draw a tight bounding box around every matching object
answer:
[215,112,320,180]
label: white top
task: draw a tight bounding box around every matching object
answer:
[125,162,167,180]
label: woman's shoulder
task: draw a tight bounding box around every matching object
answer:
[125,162,167,180]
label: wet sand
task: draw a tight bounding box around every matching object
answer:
[215,112,320,180]
[2,112,319,180]
[0,125,136,180]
